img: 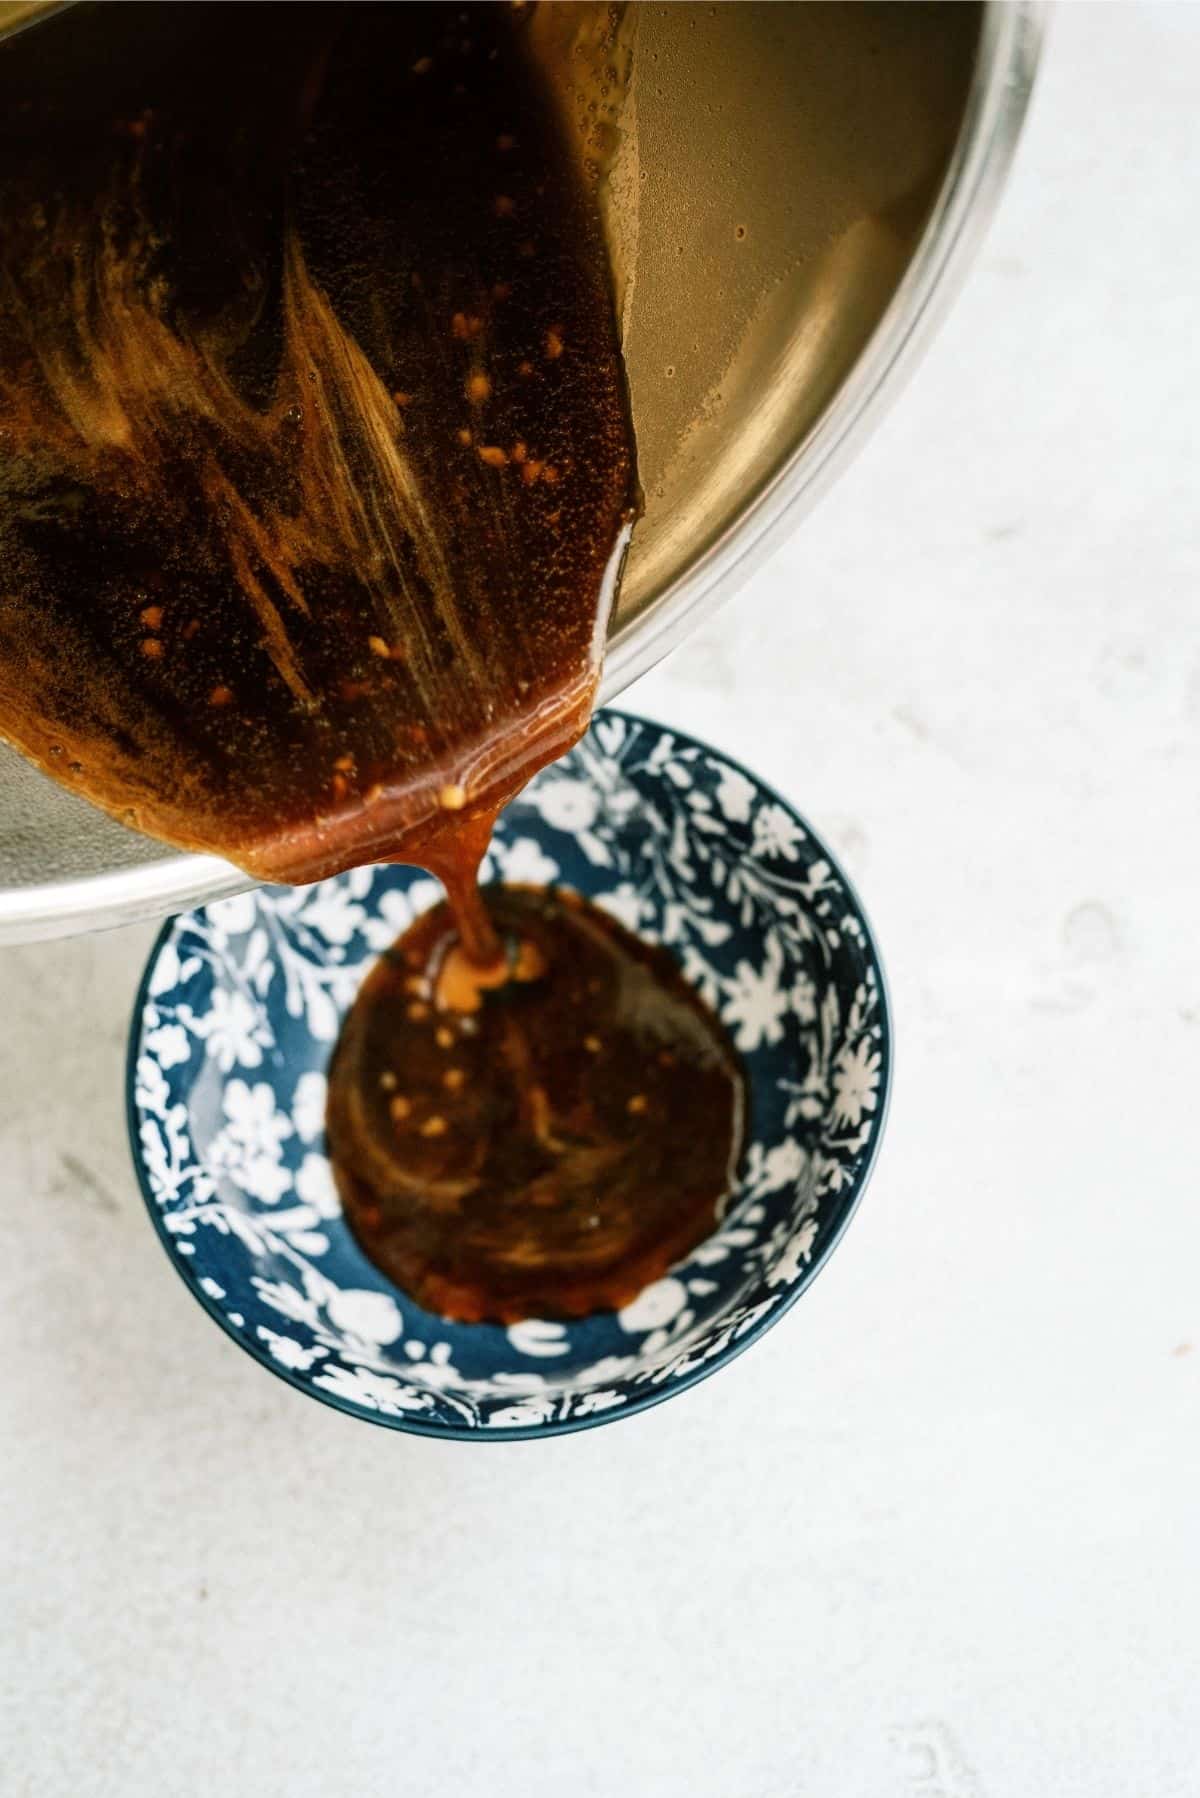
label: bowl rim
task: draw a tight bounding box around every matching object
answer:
[125,707,894,1441]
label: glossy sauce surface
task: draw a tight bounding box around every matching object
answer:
[0,2,634,902]
[326,886,746,1324]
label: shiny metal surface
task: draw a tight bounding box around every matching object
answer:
[0,1,1043,943]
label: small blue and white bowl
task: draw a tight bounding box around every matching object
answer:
[127,710,891,1439]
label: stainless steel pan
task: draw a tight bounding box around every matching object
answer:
[0,0,1042,941]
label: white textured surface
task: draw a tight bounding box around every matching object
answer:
[3,9,1199,1794]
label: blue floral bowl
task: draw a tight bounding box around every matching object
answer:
[127,710,891,1438]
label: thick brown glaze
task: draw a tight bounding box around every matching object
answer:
[326,887,746,1324]
[0,3,635,904]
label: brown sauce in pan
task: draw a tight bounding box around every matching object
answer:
[0,1,633,926]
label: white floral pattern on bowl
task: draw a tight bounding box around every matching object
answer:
[127,710,891,1438]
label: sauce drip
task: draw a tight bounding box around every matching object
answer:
[327,886,745,1325]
